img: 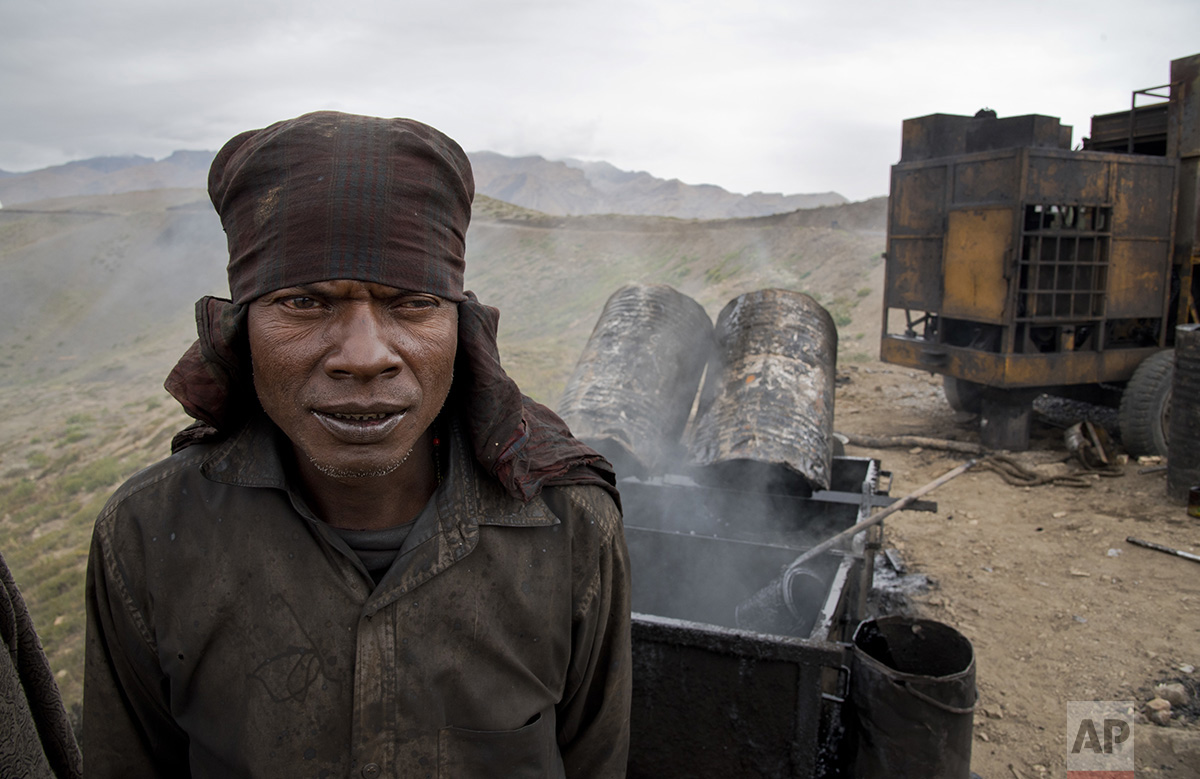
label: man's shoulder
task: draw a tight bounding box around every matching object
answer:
[95,443,216,526]
[538,482,623,542]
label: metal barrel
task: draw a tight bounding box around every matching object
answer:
[1169,324,1200,503]
[557,284,714,476]
[686,289,837,492]
[849,616,977,779]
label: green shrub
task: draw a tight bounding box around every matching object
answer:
[59,457,126,496]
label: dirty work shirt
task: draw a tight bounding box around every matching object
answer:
[83,416,631,778]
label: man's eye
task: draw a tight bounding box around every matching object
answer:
[284,296,321,310]
[395,296,438,310]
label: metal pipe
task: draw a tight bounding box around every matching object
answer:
[1126,536,1200,564]
[779,459,977,574]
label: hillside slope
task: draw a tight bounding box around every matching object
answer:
[0,189,227,386]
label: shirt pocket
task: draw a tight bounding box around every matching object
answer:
[437,709,565,779]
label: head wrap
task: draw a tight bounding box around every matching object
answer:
[165,111,615,503]
[210,111,471,305]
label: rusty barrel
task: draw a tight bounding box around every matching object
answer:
[557,284,714,475]
[686,289,837,492]
[1169,325,1200,503]
[850,616,976,778]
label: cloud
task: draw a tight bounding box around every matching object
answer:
[1,0,1198,200]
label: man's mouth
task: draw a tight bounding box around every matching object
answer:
[312,409,407,443]
[326,411,392,421]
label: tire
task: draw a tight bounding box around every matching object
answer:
[1119,350,1174,457]
[943,376,984,415]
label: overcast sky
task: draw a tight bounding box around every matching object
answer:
[3,0,1198,201]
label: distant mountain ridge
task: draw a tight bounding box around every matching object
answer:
[0,151,212,206]
[1,150,848,219]
[470,152,846,218]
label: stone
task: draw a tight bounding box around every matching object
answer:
[1148,708,1173,726]
[1146,696,1172,712]
[1155,683,1190,707]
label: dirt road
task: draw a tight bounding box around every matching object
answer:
[837,361,1200,778]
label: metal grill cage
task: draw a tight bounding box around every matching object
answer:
[1018,203,1112,323]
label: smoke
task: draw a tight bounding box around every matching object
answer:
[0,191,227,386]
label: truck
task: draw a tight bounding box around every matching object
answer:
[880,53,1199,453]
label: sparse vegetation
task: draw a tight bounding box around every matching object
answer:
[0,385,189,709]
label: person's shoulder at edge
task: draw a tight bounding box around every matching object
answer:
[538,481,624,542]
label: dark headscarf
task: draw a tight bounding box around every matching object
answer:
[166,111,614,503]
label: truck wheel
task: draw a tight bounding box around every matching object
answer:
[943,376,984,415]
[1118,350,1173,458]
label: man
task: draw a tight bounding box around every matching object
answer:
[83,111,631,778]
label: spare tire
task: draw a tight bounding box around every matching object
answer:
[943,376,984,415]
[1118,350,1173,457]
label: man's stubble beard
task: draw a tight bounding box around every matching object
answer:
[306,447,414,479]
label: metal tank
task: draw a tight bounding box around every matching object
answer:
[686,289,838,493]
[622,456,884,778]
[557,283,714,475]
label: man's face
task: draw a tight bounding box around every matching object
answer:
[247,280,458,480]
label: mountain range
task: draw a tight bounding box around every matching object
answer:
[0,150,847,220]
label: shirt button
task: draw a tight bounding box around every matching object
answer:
[362,763,381,778]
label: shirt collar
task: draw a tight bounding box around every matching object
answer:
[198,413,558,529]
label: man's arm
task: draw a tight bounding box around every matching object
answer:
[83,520,190,778]
[544,485,632,778]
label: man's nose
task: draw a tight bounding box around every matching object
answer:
[325,309,402,380]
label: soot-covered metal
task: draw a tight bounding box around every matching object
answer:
[622,457,882,778]
[562,284,880,776]
[557,284,713,476]
[687,289,838,493]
